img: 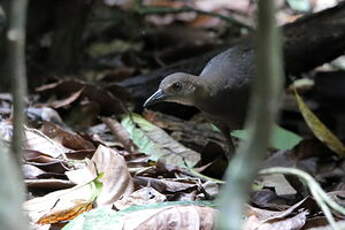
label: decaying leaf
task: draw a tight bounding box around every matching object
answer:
[63,201,216,230]
[24,145,134,225]
[134,176,198,193]
[24,127,73,158]
[50,88,84,109]
[101,117,136,152]
[294,90,345,156]
[244,211,307,230]
[24,178,97,224]
[41,121,95,151]
[92,145,134,206]
[244,198,309,230]
[260,174,297,198]
[37,201,93,225]
[1,124,72,158]
[36,79,126,115]
[114,187,166,210]
[25,178,75,190]
[121,113,200,168]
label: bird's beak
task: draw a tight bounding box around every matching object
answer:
[144,89,167,108]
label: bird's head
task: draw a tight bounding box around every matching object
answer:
[144,72,203,107]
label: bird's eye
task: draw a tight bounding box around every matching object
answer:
[172,82,182,91]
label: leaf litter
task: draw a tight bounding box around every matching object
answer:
[1,1,345,229]
[2,77,345,230]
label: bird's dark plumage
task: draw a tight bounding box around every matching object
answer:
[143,2,345,157]
[143,44,256,158]
[144,43,255,132]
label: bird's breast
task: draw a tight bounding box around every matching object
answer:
[196,86,250,130]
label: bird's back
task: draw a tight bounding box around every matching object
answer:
[200,41,255,88]
[197,42,255,130]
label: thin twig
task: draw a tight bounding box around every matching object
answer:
[260,167,345,230]
[8,0,28,164]
[311,188,339,230]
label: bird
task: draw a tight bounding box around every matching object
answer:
[143,3,345,158]
[143,42,255,158]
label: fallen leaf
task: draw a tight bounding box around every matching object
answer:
[25,179,75,191]
[41,121,95,151]
[114,187,166,210]
[37,201,93,225]
[260,174,297,198]
[92,145,134,206]
[244,211,307,230]
[24,145,134,225]
[36,79,126,115]
[102,117,136,152]
[294,90,345,156]
[24,180,96,224]
[134,176,197,193]
[63,201,216,230]
[50,88,84,109]
[121,113,200,168]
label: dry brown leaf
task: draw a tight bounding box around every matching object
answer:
[23,164,48,179]
[122,205,217,230]
[1,125,72,158]
[37,201,93,224]
[244,211,307,230]
[244,198,309,230]
[24,131,69,158]
[92,145,134,206]
[41,121,95,150]
[144,0,185,8]
[65,158,98,185]
[134,176,197,193]
[246,197,308,222]
[24,150,60,163]
[24,127,72,158]
[102,117,136,152]
[24,181,95,224]
[114,187,166,210]
[25,178,75,190]
[260,174,297,197]
[23,164,65,180]
[36,79,126,115]
[24,145,134,226]
[50,88,84,108]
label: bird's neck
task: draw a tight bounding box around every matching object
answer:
[193,78,214,106]
[193,77,231,114]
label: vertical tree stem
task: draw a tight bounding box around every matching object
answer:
[0,140,27,230]
[7,0,28,163]
[1,2,29,229]
[217,0,284,229]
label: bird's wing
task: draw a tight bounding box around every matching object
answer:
[199,44,255,91]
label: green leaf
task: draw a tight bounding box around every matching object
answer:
[231,125,302,150]
[63,201,215,230]
[121,113,200,168]
[286,0,310,12]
